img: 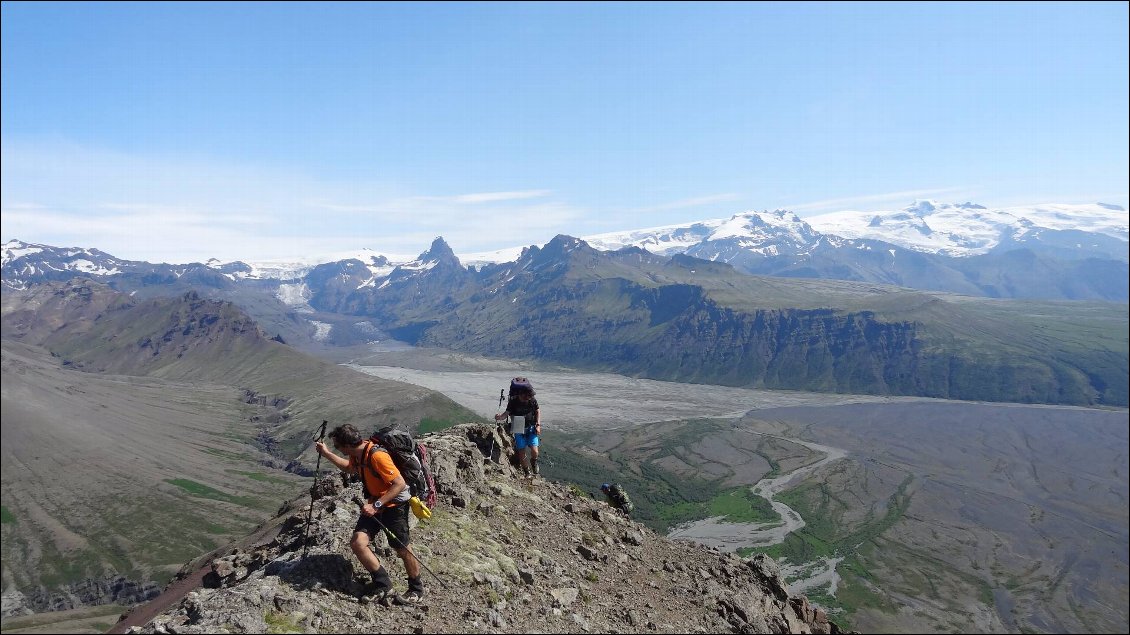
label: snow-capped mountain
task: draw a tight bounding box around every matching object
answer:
[1,239,235,291]
[581,201,1128,263]
[805,201,1129,259]
[221,248,413,281]
[557,202,1128,300]
[4,201,1127,301]
[583,209,832,262]
[2,241,129,287]
[585,220,722,256]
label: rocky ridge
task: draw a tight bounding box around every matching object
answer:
[122,424,844,634]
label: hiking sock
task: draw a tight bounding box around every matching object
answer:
[370,566,392,591]
[408,575,424,594]
[531,457,540,475]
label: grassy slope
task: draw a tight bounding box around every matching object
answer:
[0,340,303,594]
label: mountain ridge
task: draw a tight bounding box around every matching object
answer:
[6,200,1127,302]
[5,237,1126,407]
[114,423,848,635]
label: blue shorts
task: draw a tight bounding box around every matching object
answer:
[514,432,539,450]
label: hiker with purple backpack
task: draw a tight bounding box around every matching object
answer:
[495,377,542,477]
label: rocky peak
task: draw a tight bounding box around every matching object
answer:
[518,235,600,272]
[418,237,461,268]
[119,424,846,634]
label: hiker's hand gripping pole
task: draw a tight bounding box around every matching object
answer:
[301,420,329,559]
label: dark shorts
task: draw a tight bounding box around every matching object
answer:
[354,504,410,551]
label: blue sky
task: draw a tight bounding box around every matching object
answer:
[2,2,1127,262]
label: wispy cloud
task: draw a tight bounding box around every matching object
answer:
[448,190,552,204]
[0,140,580,262]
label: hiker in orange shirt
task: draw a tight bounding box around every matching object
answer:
[316,424,424,604]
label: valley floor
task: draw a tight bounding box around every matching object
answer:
[337,342,1130,634]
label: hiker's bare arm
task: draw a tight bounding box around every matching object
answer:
[380,476,407,504]
[361,475,407,516]
[314,441,351,472]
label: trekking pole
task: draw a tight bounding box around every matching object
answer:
[301,420,328,559]
[367,508,451,590]
[488,388,505,462]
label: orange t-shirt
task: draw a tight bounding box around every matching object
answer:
[347,441,405,506]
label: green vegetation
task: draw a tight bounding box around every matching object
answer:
[835,554,900,614]
[264,610,304,634]
[1,505,15,524]
[418,399,487,434]
[706,488,778,524]
[229,470,297,485]
[418,416,458,434]
[541,428,780,534]
[165,478,264,508]
[736,475,917,627]
[760,475,911,563]
[0,603,126,633]
[29,531,120,590]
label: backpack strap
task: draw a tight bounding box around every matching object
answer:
[359,441,390,503]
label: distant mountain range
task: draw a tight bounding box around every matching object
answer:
[580,201,1128,300]
[586,201,1128,258]
[5,200,1127,300]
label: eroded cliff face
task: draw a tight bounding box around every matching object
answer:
[121,424,846,634]
[2,576,159,617]
[404,277,1109,405]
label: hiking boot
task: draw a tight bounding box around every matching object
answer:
[366,588,402,607]
[358,579,394,603]
[397,589,425,604]
[531,459,540,476]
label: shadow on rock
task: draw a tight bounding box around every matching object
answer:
[270,554,360,595]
